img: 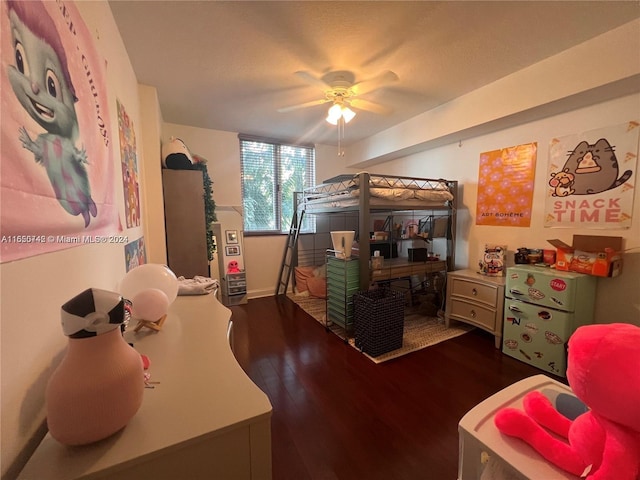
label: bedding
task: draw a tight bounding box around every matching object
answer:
[350,175,450,191]
[300,173,454,211]
[177,276,219,295]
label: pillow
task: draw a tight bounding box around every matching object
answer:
[313,265,326,278]
[307,276,327,299]
[162,137,194,169]
[294,266,316,293]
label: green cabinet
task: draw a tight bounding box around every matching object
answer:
[326,256,360,334]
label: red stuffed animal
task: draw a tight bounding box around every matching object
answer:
[494,323,640,479]
[227,260,241,274]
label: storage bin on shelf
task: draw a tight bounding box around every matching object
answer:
[326,256,360,333]
[354,289,405,357]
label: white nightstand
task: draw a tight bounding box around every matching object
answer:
[445,269,506,348]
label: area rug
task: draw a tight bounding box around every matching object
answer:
[287,293,473,363]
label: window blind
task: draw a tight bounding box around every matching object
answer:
[239,135,315,233]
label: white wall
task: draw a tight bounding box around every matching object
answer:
[347,19,640,166]
[139,84,166,265]
[367,93,640,325]
[162,91,639,322]
[0,2,147,477]
[160,124,354,298]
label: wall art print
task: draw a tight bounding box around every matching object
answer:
[117,99,141,228]
[124,237,146,272]
[476,143,537,227]
[0,0,118,263]
[544,121,638,228]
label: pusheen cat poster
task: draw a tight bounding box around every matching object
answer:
[0,0,119,262]
[544,121,638,228]
[117,99,141,228]
[476,142,537,227]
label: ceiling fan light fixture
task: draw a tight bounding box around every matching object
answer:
[326,103,342,125]
[326,115,339,126]
[342,106,356,123]
[326,103,356,125]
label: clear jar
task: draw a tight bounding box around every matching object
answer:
[528,249,543,264]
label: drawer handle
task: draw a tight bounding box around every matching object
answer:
[509,288,524,295]
[509,305,523,313]
[471,288,478,296]
[470,309,476,318]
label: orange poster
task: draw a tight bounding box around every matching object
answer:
[476,143,537,227]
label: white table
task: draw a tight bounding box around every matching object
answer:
[19,294,272,480]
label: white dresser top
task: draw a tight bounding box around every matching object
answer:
[19,294,272,479]
[448,268,507,286]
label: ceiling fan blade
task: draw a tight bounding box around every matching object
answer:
[277,98,330,113]
[350,70,399,96]
[349,98,392,115]
[294,70,332,91]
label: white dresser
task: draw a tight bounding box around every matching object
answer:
[18,294,272,480]
[445,269,506,348]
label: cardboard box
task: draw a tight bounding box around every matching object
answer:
[547,235,623,277]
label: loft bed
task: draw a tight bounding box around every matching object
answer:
[301,173,454,212]
[280,172,457,304]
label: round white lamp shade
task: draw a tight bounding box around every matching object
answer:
[119,264,178,304]
[131,288,170,321]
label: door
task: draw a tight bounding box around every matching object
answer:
[163,170,209,278]
[506,265,580,312]
[503,298,574,376]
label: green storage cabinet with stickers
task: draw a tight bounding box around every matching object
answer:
[503,265,596,377]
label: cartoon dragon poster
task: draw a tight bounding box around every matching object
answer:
[544,121,639,228]
[0,0,118,262]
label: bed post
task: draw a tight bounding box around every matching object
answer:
[359,172,371,291]
[448,180,457,271]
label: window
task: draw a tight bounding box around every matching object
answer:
[239,135,315,234]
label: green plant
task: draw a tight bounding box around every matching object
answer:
[193,163,217,260]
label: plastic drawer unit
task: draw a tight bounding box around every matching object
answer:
[458,374,582,480]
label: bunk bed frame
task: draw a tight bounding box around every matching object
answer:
[276,172,457,296]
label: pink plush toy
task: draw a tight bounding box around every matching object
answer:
[227,260,241,273]
[494,323,640,479]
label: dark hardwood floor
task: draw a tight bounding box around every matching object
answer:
[230,295,547,480]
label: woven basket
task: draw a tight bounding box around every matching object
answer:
[354,289,404,357]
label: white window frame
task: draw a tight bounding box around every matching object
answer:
[239,135,315,234]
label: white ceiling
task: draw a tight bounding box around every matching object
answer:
[109,1,639,146]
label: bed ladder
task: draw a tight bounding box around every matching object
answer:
[276,210,305,296]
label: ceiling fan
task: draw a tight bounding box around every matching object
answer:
[278,69,398,122]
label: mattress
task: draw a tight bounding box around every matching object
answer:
[303,191,452,211]
[301,174,455,211]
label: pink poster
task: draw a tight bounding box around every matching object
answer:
[476,143,537,227]
[1,0,119,262]
[544,121,638,228]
